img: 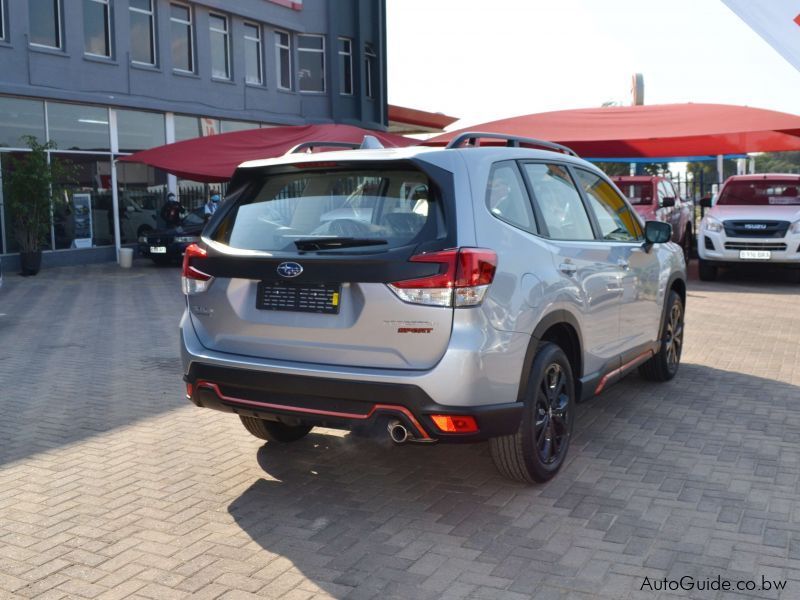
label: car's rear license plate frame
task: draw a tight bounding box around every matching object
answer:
[256,281,341,314]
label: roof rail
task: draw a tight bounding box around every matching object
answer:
[284,135,386,156]
[284,141,362,155]
[445,132,578,157]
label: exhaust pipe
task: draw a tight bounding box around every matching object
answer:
[388,420,410,444]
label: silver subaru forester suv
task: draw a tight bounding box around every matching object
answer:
[180,133,686,483]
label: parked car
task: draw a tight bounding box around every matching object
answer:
[179,133,687,483]
[139,207,204,265]
[698,174,800,281]
[612,175,694,260]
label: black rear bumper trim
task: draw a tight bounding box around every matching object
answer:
[185,363,523,442]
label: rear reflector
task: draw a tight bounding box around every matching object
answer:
[387,248,497,307]
[430,415,479,434]
[181,243,214,295]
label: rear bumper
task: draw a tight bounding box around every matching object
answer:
[184,362,523,442]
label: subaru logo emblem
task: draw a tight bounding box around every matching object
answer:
[744,223,767,230]
[277,262,303,278]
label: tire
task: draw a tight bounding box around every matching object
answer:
[240,416,312,443]
[698,259,717,281]
[681,227,693,262]
[639,290,684,382]
[490,342,575,484]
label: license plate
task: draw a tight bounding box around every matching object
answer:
[257,282,341,314]
[150,246,167,254]
[739,250,771,260]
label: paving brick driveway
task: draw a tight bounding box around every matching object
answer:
[0,260,799,600]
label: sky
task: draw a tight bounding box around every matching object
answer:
[386,0,800,129]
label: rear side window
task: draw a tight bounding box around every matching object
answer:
[575,169,642,241]
[485,161,536,232]
[523,163,594,241]
[211,166,444,252]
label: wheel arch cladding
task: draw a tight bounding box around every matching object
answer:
[518,310,583,402]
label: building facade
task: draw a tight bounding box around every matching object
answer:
[0,0,387,267]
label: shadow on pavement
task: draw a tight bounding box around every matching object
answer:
[686,258,800,294]
[229,363,800,599]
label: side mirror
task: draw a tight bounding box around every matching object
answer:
[699,196,712,209]
[660,196,676,208]
[644,221,671,250]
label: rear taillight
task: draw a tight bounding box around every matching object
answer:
[388,248,497,307]
[181,243,213,295]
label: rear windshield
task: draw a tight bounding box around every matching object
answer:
[615,182,653,205]
[718,180,800,206]
[211,166,444,252]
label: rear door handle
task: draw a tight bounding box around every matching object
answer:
[558,263,577,275]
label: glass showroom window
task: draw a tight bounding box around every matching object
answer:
[51,154,115,249]
[209,14,230,80]
[338,37,353,95]
[47,102,110,152]
[84,0,111,57]
[297,34,325,93]
[244,23,262,85]
[0,97,46,149]
[29,0,62,48]
[275,30,291,90]
[220,120,259,133]
[170,3,193,72]
[116,109,165,154]
[130,0,156,65]
[365,43,377,99]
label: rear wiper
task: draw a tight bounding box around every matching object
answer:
[293,237,388,251]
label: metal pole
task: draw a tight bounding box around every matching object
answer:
[749,156,756,174]
[165,112,177,196]
[0,159,6,254]
[716,154,724,185]
[109,110,121,263]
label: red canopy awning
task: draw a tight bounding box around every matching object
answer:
[427,103,800,158]
[119,123,416,182]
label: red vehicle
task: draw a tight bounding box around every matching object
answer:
[612,176,693,260]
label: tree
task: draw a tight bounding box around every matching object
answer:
[753,151,800,174]
[4,136,75,253]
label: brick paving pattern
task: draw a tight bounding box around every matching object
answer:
[0,260,799,599]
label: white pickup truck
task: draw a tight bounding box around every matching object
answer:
[698,174,800,281]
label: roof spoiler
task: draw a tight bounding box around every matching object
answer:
[445,132,578,157]
[285,135,386,155]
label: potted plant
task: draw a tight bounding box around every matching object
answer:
[4,136,73,275]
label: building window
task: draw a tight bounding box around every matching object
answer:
[130,0,156,65]
[364,43,377,99]
[297,34,325,93]
[209,14,230,80]
[243,23,262,85]
[29,0,62,49]
[170,3,193,72]
[275,30,291,90]
[83,0,111,57]
[338,37,353,95]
